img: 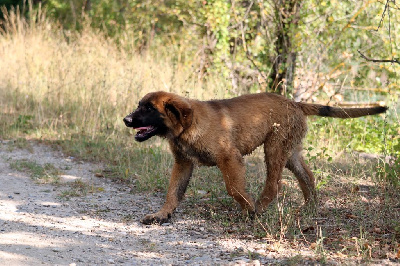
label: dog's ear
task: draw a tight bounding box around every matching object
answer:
[164,98,193,129]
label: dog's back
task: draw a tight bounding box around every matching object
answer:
[184,93,307,156]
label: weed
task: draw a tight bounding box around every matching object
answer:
[9,159,61,184]
[314,228,327,258]
[59,179,103,199]
[59,189,81,199]
[5,138,33,153]
[285,254,305,265]
[10,115,35,133]
[377,157,400,187]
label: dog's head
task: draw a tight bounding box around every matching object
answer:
[123,91,193,142]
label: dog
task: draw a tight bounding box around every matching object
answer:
[123,91,387,225]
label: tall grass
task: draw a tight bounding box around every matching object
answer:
[0,5,228,140]
[0,5,234,196]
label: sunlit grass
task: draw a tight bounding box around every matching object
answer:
[0,5,227,140]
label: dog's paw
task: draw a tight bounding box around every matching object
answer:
[255,200,268,215]
[141,212,171,225]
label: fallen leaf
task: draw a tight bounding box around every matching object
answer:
[310,243,317,249]
[351,185,359,193]
[95,172,104,177]
[373,227,381,233]
[345,213,358,219]
[372,252,380,258]
[360,196,369,203]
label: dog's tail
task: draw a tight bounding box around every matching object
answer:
[297,102,388,118]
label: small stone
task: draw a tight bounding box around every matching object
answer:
[197,190,208,195]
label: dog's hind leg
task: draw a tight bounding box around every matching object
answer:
[141,158,193,225]
[256,145,288,213]
[286,147,316,204]
[217,152,256,215]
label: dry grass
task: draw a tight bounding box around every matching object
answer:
[0,5,227,141]
[182,152,400,263]
[0,5,229,197]
[1,5,399,264]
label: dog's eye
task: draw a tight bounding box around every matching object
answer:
[146,105,154,111]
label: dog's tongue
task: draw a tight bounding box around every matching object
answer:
[134,127,151,131]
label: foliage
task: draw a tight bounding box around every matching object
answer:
[305,114,399,186]
[3,0,398,96]
[297,0,399,94]
[306,115,399,157]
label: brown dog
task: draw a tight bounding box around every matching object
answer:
[123,91,387,225]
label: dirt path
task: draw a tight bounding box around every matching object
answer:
[1,141,283,265]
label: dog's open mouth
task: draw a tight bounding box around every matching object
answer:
[134,126,157,141]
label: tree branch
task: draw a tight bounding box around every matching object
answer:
[246,52,268,82]
[357,50,400,65]
[375,0,390,31]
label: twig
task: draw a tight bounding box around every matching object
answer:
[357,50,400,65]
[228,0,254,30]
[375,0,390,31]
[246,52,268,82]
[377,0,400,10]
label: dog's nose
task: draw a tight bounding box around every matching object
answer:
[123,116,132,124]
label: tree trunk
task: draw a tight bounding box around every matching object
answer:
[84,0,91,12]
[268,0,301,95]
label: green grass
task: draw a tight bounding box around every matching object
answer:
[9,159,61,184]
[59,179,104,200]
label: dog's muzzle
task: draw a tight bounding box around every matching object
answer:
[123,116,133,126]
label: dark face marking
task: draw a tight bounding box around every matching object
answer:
[123,101,168,142]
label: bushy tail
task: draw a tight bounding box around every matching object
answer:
[297,102,388,118]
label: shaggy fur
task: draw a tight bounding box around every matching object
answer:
[123,91,387,225]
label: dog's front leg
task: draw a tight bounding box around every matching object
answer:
[217,153,256,215]
[141,159,193,225]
